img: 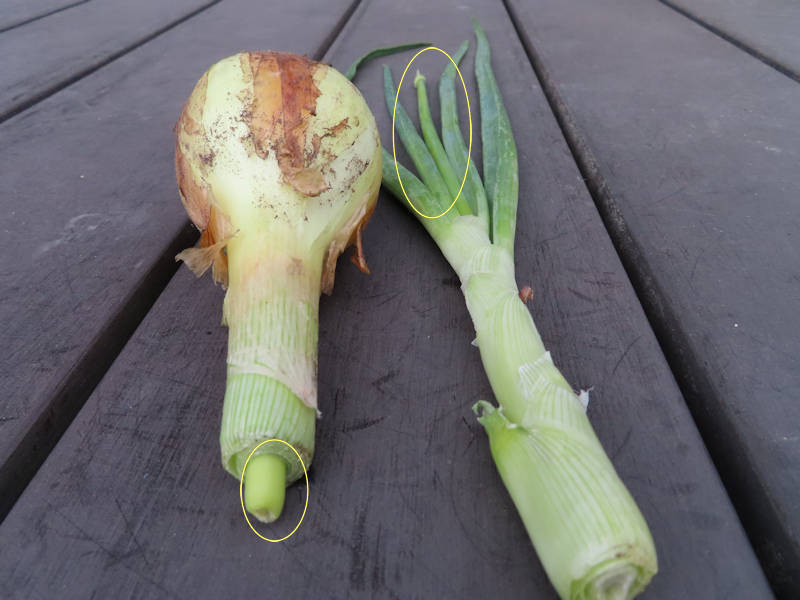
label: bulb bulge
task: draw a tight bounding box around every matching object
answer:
[300,66,382,241]
[175,51,382,295]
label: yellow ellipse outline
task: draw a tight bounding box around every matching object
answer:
[391,46,473,220]
[238,438,309,543]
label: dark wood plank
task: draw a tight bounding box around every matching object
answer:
[0,0,771,597]
[661,0,800,81]
[0,0,217,121]
[507,0,800,594]
[0,0,355,519]
[0,0,88,33]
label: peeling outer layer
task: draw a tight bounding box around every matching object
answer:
[321,194,377,295]
[227,353,317,410]
[174,69,211,229]
[516,352,593,434]
[174,70,234,287]
[222,249,322,410]
[226,343,317,411]
[243,51,328,197]
[174,216,235,287]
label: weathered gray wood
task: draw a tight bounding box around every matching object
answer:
[0,0,88,32]
[0,0,217,121]
[0,0,771,597]
[0,0,355,520]
[661,0,800,81]
[507,0,800,594]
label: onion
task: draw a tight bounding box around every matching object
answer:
[174,51,381,522]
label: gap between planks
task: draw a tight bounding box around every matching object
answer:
[0,0,92,35]
[0,223,197,522]
[0,0,366,524]
[0,0,222,124]
[657,0,800,85]
[500,0,791,594]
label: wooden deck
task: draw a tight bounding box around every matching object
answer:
[0,0,796,597]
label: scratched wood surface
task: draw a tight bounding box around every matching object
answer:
[0,0,217,120]
[661,0,800,80]
[507,0,800,594]
[0,0,87,32]
[0,0,772,598]
[0,0,354,520]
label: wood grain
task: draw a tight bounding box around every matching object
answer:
[507,0,800,594]
[660,0,800,81]
[0,0,89,33]
[0,0,218,121]
[0,0,771,597]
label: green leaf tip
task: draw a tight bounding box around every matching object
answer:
[473,14,518,254]
[473,400,508,434]
[344,42,432,81]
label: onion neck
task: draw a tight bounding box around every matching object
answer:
[224,232,323,410]
[219,231,322,521]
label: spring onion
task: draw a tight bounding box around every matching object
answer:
[174,51,382,522]
[366,23,658,599]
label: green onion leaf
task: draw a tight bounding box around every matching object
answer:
[413,72,471,216]
[344,42,431,81]
[383,66,452,210]
[381,148,453,238]
[473,20,518,255]
[439,40,490,228]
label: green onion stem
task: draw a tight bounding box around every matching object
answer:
[475,401,655,600]
[244,453,287,523]
[374,22,657,600]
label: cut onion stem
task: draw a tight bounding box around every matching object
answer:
[244,454,287,523]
